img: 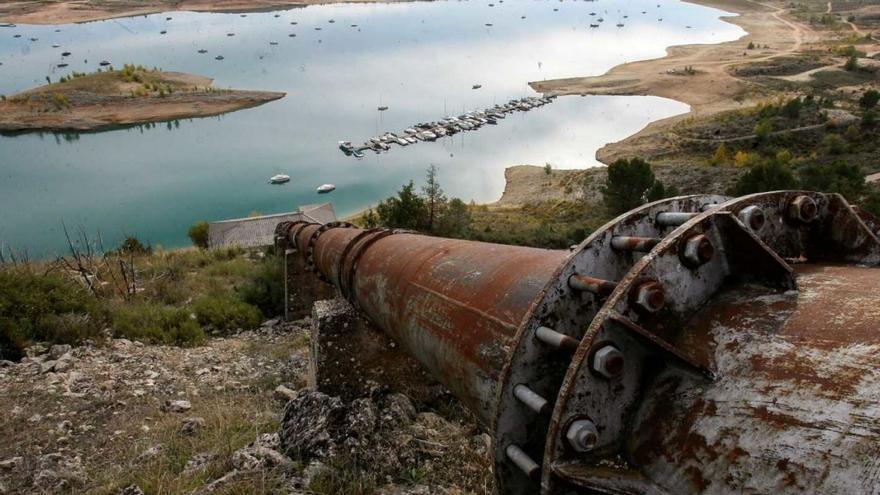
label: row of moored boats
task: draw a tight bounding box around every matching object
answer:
[338,95,556,157]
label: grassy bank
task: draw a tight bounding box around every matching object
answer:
[0,244,283,360]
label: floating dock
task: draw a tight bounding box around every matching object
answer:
[339,95,556,157]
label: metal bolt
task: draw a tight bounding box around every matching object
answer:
[567,274,618,296]
[535,326,579,353]
[788,195,818,223]
[505,444,540,479]
[611,236,661,252]
[592,345,624,378]
[682,234,714,267]
[737,205,766,232]
[565,419,599,453]
[656,211,698,227]
[635,281,666,313]
[513,384,550,414]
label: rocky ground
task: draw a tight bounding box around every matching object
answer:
[0,318,491,495]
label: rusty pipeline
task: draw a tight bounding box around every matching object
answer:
[275,191,880,495]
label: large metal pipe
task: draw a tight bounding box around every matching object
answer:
[275,191,880,495]
[288,223,567,424]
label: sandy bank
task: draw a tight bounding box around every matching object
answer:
[0,69,285,133]
[530,0,821,164]
[0,0,408,24]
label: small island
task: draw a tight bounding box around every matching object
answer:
[0,65,285,134]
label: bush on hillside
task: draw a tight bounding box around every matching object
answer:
[0,268,105,360]
[859,89,879,110]
[238,254,285,317]
[188,221,210,249]
[601,158,676,215]
[728,157,797,196]
[193,294,261,335]
[111,303,205,346]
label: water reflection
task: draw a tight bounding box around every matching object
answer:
[0,0,744,256]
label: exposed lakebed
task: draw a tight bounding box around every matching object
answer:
[0,0,744,256]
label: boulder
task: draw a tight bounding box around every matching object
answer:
[47,344,72,360]
[279,391,348,460]
[180,417,206,436]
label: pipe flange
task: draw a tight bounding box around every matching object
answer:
[541,209,797,495]
[341,229,399,309]
[336,228,385,300]
[304,222,355,279]
[491,194,729,495]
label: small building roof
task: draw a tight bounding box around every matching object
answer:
[208,203,336,249]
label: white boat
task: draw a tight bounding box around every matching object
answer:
[269,174,290,184]
[317,184,336,193]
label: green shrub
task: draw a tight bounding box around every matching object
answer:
[188,221,210,249]
[781,97,802,119]
[821,133,846,155]
[111,303,205,346]
[600,158,675,215]
[863,110,877,128]
[798,161,865,199]
[0,268,104,359]
[860,90,879,110]
[728,157,797,196]
[193,294,261,335]
[237,255,284,317]
[753,118,772,141]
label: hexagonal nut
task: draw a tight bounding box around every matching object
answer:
[565,419,599,453]
[788,195,818,223]
[682,234,714,267]
[635,281,666,313]
[592,345,624,378]
[737,205,766,232]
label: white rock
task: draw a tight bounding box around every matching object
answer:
[40,360,58,374]
[273,385,297,402]
[162,399,192,413]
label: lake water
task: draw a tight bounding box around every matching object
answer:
[0,0,744,257]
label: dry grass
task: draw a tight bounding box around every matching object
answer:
[85,393,286,494]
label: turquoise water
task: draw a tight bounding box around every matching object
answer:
[0,0,744,257]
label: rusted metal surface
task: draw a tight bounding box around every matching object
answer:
[492,195,728,495]
[286,223,566,425]
[279,191,880,495]
[628,264,880,494]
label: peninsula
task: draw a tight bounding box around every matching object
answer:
[0,65,285,134]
